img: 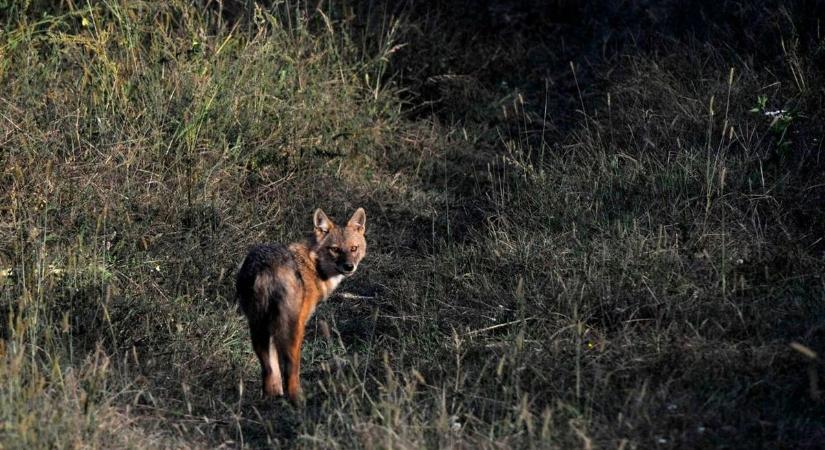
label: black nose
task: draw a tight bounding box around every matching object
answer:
[342,263,354,272]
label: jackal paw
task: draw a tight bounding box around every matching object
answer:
[287,388,305,406]
[263,383,284,398]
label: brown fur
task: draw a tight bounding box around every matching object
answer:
[236,208,367,403]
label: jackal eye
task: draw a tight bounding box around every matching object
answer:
[350,246,358,253]
[328,246,340,254]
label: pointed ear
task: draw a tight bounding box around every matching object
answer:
[347,208,366,233]
[314,208,333,234]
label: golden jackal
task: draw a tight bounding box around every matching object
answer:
[236,208,367,402]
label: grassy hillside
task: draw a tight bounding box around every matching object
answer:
[1,0,823,448]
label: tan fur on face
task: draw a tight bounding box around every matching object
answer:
[312,208,367,277]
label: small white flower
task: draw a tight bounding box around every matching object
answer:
[449,415,462,432]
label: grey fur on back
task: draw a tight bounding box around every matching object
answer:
[236,244,299,323]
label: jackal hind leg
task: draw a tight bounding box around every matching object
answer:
[275,320,305,404]
[251,324,283,397]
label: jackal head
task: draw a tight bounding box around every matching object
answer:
[312,208,367,277]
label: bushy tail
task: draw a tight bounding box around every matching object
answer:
[236,245,291,321]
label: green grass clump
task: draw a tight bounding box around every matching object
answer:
[2,0,824,448]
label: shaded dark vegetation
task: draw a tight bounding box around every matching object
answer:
[1,0,824,448]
